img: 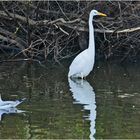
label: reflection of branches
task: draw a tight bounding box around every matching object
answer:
[0,1,139,62]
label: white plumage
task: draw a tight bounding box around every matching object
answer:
[68,10,106,78]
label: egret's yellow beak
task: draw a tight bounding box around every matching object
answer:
[97,12,107,16]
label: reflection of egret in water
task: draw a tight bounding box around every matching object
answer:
[0,107,25,121]
[68,78,96,140]
[0,95,26,121]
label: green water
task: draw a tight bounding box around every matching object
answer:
[0,60,139,139]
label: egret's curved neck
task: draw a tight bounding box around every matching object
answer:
[88,13,95,53]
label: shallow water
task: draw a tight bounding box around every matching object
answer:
[0,60,139,139]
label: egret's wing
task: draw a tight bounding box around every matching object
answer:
[69,50,88,76]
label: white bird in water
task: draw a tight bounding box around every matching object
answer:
[0,94,26,109]
[68,10,107,79]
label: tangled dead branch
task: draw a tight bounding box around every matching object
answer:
[0,1,139,62]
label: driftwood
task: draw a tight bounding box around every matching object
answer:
[0,1,139,62]
[1,9,139,34]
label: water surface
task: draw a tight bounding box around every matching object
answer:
[0,60,139,139]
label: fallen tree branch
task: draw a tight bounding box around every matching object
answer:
[36,18,140,34]
[0,9,140,34]
[0,34,25,50]
[0,27,27,47]
[0,10,36,25]
[59,22,140,34]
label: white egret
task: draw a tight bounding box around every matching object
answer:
[68,10,107,79]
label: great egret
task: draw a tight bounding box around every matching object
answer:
[68,10,107,79]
